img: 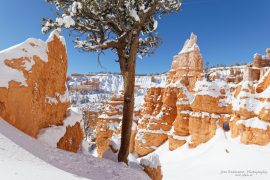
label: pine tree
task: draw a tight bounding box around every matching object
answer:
[42,0,182,163]
[204,61,210,79]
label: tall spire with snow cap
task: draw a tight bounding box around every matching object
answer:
[178,33,200,55]
[167,32,203,90]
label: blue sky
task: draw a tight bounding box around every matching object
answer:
[0,0,270,74]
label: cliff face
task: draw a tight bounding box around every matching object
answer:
[0,30,70,138]
[135,87,179,156]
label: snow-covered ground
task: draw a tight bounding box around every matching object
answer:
[37,107,83,148]
[153,129,270,180]
[0,118,149,180]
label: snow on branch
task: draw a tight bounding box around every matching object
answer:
[42,0,181,56]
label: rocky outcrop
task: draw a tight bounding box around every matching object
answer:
[191,80,232,114]
[57,122,84,152]
[171,80,233,148]
[0,30,69,138]
[140,154,163,180]
[226,68,243,83]
[135,33,205,156]
[135,87,179,156]
[253,49,270,68]
[167,33,203,91]
[256,69,270,93]
[141,165,162,180]
[188,112,222,148]
[94,95,124,157]
[207,66,245,83]
[231,117,270,145]
[242,49,270,82]
[230,75,270,145]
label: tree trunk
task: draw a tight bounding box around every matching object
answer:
[118,33,139,163]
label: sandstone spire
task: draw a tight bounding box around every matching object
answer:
[178,32,199,55]
[166,33,203,91]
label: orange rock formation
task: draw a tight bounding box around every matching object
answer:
[0,30,69,138]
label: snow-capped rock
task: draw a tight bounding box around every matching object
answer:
[167,33,203,91]
[140,153,162,180]
[0,30,69,138]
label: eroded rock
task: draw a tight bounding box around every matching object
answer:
[0,30,69,138]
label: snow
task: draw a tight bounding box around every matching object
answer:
[56,17,64,26]
[179,110,191,114]
[46,96,58,105]
[130,9,140,22]
[257,68,270,86]
[102,148,119,162]
[190,111,210,118]
[170,133,190,141]
[232,96,262,113]
[0,121,87,180]
[22,59,36,71]
[110,134,121,151]
[152,128,270,180]
[71,2,82,14]
[60,15,75,28]
[193,79,236,108]
[132,121,138,131]
[194,79,229,98]
[254,53,262,59]
[236,117,270,130]
[0,38,48,88]
[47,28,66,46]
[108,122,120,131]
[102,150,143,173]
[0,118,149,180]
[99,114,122,119]
[57,86,70,103]
[153,19,158,31]
[45,87,69,105]
[41,21,53,33]
[137,128,169,135]
[0,29,66,88]
[156,111,164,119]
[232,80,270,114]
[178,33,199,54]
[37,108,82,148]
[140,153,161,169]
